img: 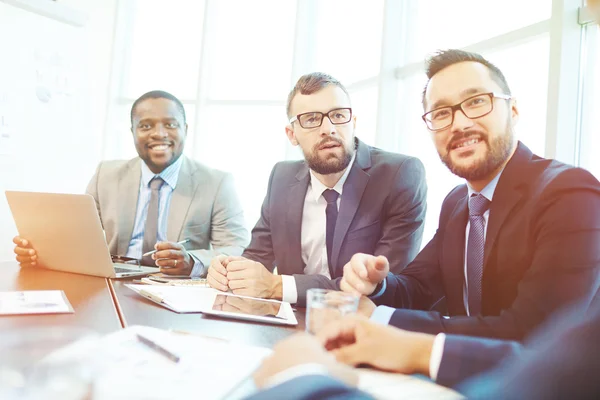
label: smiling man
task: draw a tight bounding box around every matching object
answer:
[207,72,428,305]
[339,49,600,340]
[13,90,249,276]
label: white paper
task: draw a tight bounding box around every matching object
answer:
[0,290,73,315]
[89,326,271,400]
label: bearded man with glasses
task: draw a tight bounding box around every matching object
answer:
[338,49,600,342]
[207,72,428,306]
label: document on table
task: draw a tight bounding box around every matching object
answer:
[85,326,271,399]
[0,290,74,315]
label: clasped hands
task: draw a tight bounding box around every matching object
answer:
[207,255,282,299]
[254,315,435,388]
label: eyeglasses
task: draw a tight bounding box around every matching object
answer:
[422,92,511,131]
[289,108,352,129]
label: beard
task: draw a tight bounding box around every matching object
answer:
[440,124,515,181]
[303,136,354,175]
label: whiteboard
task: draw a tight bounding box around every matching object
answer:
[0,2,95,261]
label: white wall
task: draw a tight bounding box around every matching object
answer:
[0,0,117,261]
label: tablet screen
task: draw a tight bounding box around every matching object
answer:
[211,294,285,320]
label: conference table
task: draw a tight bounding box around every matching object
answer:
[0,261,462,399]
[1,261,303,347]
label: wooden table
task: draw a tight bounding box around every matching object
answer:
[109,279,305,348]
[0,261,121,334]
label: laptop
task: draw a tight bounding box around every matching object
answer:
[5,191,159,278]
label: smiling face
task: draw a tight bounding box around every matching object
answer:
[285,85,355,175]
[131,97,187,174]
[423,61,519,183]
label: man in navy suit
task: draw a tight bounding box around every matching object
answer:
[340,49,600,340]
[248,298,600,399]
[207,72,427,305]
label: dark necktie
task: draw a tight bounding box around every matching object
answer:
[466,193,491,316]
[322,189,340,277]
[142,176,164,266]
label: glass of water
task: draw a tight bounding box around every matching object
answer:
[305,289,359,334]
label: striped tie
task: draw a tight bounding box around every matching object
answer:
[141,176,164,266]
[466,193,490,316]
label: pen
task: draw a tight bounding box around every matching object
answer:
[135,333,180,363]
[142,238,191,257]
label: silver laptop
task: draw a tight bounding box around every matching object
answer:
[5,191,159,278]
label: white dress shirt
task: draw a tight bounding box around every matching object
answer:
[370,169,505,379]
[280,155,356,304]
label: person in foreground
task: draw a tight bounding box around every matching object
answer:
[340,49,600,340]
[207,73,428,305]
[13,90,249,276]
[248,295,600,400]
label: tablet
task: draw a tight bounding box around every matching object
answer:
[202,292,298,326]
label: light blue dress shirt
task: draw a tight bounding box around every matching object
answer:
[125,156,202,275]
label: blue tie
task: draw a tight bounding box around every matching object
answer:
[322,189,340,276]
[466,193,490,316]
[142,176,164,266]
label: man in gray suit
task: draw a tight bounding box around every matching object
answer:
[207,73,427,305]
[13,90,249,276]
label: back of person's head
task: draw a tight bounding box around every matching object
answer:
[286,72,350,118]
[130,90,187,126]
[422,49,512,107]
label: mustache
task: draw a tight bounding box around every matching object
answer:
[447,131,488,152]
[314,137,344,150]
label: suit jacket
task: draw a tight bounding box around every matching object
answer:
[243,138,427,305]
[85,155,249,268]
[437,288,600,388]
[375,142,600,340]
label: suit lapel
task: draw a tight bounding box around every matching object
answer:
[331,140,371,275]
[285,166,310,273]
[483,143,531,268]
[443,193,469,315]
[167,157,199,242]
[117,159,141,255]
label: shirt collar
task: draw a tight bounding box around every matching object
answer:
[140,155,184,190]
[466,167,504,202]
[308,152,356,203]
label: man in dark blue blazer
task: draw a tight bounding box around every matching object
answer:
[340,49,600,341]
[207,72,427,305]
[248,296,600,399]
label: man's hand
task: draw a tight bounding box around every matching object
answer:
[13,236,37,267]
[340,253,389,296]
[226,259,282,299]
[207,255,247,292]
[317,315,434,376]
[254,333,358,389]
[152,241,194,275]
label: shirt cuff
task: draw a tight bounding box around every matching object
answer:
[262,363,329,390]
[369,278,387,299]
[429,333,446,381]
[189,259,205,278]
[281,275,298,304]
[370,305,396,325]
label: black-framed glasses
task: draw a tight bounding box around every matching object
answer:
[289,107,352,129]
[422,92,511,131]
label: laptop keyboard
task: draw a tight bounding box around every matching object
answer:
[114,267,138,274]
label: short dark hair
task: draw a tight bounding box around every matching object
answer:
[422,49,512,108]
[286,72,350,118]
[130,90,187,127]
